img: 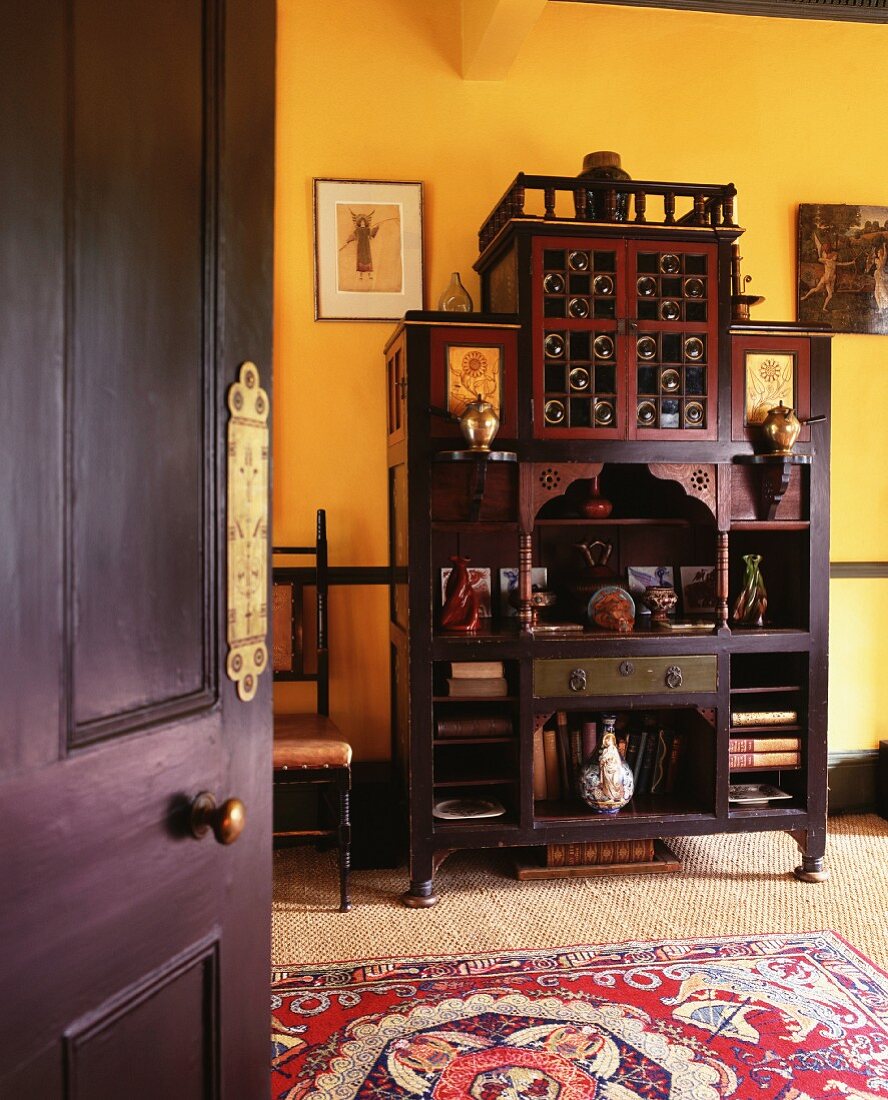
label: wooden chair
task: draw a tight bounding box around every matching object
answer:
[272,509,352,911]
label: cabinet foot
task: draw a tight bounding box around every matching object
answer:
[793,858,830,884]
[401,881,439,908]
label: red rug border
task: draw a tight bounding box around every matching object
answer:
[272,927,888,987]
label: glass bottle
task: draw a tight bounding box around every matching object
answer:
[438,272,473,312]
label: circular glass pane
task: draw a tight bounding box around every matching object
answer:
[544,333,565,358]
[568,297,590,319]
[593,334,614,359]
[569,367,590,391]
[568,250,589,271]
[637,276,657,297]
[661,368,681,392]
[685,337,705,361]
[660,300,681,321]
[637,336,657,360]
[544,399,565,425]
[543,272,565,294]
[684,276,705,298]
[660,253,681,274]
[637,400,657,426]
[685,401,705,426]
[593,274,614,296]
[594,400,615,426]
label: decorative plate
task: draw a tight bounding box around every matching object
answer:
[587,585,635,633]
[433,798,506,820]
[728,783,792,806]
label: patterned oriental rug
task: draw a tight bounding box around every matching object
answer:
[271,931,888,1100]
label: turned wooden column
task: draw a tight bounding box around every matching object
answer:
[716,530,730,631]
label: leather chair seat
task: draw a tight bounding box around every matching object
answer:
[273,713,352,769]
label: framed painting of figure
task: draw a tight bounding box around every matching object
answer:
[314,178,424,320]
[798,203,888,334]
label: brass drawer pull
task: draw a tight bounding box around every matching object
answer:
[568,668,587,693]
[619,660,635,677]
[665,665,683,689]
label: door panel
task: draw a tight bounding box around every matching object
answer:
[0,0,275,1094]
[65,942,218,1100]
[0,1,65,775]
[71,0,209,738]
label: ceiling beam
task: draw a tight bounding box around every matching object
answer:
[550,0,888,24]
[461,0,548,80]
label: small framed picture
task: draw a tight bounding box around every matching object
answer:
[680,566,717,614]
[627,566,674,612]
[313,178,424,321]
[441,567,492,617]
[499,567,548,618]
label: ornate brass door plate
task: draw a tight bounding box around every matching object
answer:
[226,361,269,701]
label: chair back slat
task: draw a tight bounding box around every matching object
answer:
[271,509,330,714]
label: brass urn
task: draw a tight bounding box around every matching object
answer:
[760,401,801,455]
[459,394,499,452]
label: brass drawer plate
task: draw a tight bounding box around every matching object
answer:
[534,655,717,697]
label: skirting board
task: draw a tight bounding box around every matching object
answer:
[828,750,880,816]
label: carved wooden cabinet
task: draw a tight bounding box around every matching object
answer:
[385,171,831,906]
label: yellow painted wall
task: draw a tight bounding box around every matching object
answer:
[274,0,888,757]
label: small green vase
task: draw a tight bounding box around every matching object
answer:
[732,553,767,627]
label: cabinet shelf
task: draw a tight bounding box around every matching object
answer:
[730,685,803,694]
[534,794,711,822]
[433,737,514,746]
[728,805,806,823]
[729,724,802,734]
[728,764,803,773]
[535,517,692,527]
[432,521,519,532]
[433,776,514,788]
[731,521,809,531]
[433,695,517,703]
[433,819,520,835]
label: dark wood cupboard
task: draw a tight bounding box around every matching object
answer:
[385,171,831,906]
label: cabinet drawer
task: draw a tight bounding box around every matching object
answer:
[533,655,717,697]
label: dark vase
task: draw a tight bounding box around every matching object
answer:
[578,475,613,518]
[440,555,480,632]
[576,150,631,223]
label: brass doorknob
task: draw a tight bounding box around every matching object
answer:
[190,791,246,845]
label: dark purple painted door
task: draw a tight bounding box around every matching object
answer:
[0,1,274,1095]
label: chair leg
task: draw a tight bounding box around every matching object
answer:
[338,769,352,912]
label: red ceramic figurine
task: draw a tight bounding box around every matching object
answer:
[441,555,480,632]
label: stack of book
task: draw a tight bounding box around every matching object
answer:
[513,836,681,879]
[532,713,683,801]
[547,839,654,867]
[532,712,598,801]
[729,735,801,770]
[627,723,683,797]
[446,661,508,698]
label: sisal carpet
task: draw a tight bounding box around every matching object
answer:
[271,930,888,1099]
[272,814,888,971]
